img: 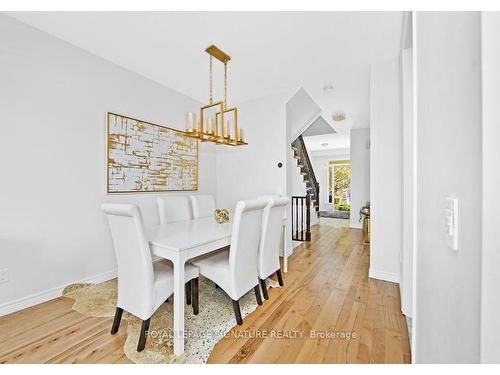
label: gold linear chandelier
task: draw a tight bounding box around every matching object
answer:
[185,45,246,146]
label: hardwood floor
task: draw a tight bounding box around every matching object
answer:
[208,224,411,363]
[0,224,411,364]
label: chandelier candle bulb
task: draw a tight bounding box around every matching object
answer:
[207,117,215,135]
[238,128,244,142]
[186,112,196,133]
[223,119,230,138]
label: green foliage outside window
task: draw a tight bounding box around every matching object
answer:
[329,162,351,211]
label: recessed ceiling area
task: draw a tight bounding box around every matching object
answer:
[303,133,350,152]
[301,116,336,138]
[6,11,403,135]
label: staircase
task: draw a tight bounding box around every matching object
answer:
[290,135,320,241]
[291,135,320,213]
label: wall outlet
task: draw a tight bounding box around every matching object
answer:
[0,268,8,283]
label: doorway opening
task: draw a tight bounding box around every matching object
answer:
[329,160,351,213]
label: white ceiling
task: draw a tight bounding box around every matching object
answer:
[7,11,403,135]
[303,133,350,152]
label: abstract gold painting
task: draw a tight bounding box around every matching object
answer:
[106,113,198,193]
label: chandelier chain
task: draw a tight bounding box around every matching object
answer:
[209,55,213,104]
[224,62,228,109]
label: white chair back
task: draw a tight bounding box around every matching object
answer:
[190,194,216,218]
[258,197,289,279]
[228,199,267,299]
[102,203,154,319]
[157,196,192,224]
[258,194,287,218]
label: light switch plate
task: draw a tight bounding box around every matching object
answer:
[0,268,8,283]
[445,197,458,251]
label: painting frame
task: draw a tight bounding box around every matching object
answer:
[106,112,199,194]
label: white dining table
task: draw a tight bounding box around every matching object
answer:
[147,214,287,356]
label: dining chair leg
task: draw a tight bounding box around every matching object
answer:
[276,269,284,287]
[254,285,263,306]
[259,278,269,300]
[111,307,123,334]
[137,318,151,352]
[232,299,243,325]
[185,282,192,305]
[192,277,199,315]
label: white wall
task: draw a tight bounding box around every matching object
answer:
[480,11,500,364]
[350,128,370,229]
[400,46,414,318]
[215,90,290,210]
[369,57,402,283]
[310,148,350,212]
[415,12,482,363]
[0,15,216,315]
[215,90,293,258]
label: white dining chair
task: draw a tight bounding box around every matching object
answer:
[191,199,267,325]
[102,203,199,352]
[258,197,289,299]
[156,196,198,300]
[190,194,216,219]
[157,196,192,224]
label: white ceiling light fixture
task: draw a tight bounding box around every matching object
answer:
[332,112,347,122]
[323,83,334,93]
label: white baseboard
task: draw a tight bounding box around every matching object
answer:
[0,269,117,317]
[368,268,400,283]
[349,222,363,229]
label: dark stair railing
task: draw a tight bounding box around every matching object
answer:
[290,135,320,242]
[291,195,311,241]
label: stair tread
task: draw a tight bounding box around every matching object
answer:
[292,135,320,220]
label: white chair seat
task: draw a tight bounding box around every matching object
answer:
[191,250,231,295]
[152,260,199,312]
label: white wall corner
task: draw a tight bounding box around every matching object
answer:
[368,268,400,284]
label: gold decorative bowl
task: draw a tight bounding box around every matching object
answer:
[214,209,230,224]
